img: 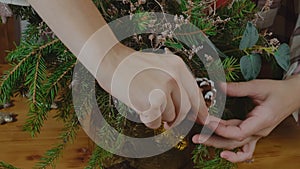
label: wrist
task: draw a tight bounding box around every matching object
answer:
[96,43,135,92]
[285,74,300,110]
[285,74,300,123]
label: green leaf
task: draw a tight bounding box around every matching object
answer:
[274,43,290,71]
[240,54,262,80]
[239,22,259,50]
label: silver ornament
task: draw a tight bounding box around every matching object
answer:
[0,112,15,124]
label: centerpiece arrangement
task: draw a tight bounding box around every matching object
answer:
[0,0,289,168]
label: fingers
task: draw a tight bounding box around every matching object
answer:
[139,89,166,129]
[186,88,211,126]
[197,89,210,124]
[162,94,176,122]
[142,81,191,129]
[220,138,259,163]
[168,83,191,128]
[162,95,176,129]
[192,133,259,163]
[178,64,210,125]
[179,67,202,113]
[223,119,243,126]
[219,81,259,98]
[192,134,254,150]
[140,111,162,129]
[209,107,269,141]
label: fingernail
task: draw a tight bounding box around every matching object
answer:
[208,121,218,129]
[192,135,206,144]
[220,152,228,159]
[198,135,208,143]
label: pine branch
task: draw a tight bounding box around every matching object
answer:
[44,59,77,102]
[54,89,74,122]
[0,38,60,104]
[6,39,59,63]
[222,57,240,82]
[9,38,65,137]
[0,162,20,169]
[0,49,33,103]
[32,54,42,104]
[192,145,236,169]
[85,146,112,169]
[23,53,48,137]
[34,114,80,169]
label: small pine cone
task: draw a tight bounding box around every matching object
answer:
[196,78,217,109]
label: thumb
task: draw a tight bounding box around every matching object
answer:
[139,89,166,129]
[219,81,257,97]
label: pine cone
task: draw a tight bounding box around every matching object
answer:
[196,78,217,109]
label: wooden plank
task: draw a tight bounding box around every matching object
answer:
[239,117,300,169]
[0,96,91,169]
[0,64,91,169]
[0,17,20,64]
[0,21,10,63]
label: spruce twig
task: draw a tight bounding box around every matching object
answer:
[0,162,20,169]
[85,146,112,169]
[35,115,80,169]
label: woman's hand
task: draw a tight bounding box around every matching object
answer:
[193,119,261,163]
[193,76,300,162]
[98,45,209,129]
[27,0,210,129]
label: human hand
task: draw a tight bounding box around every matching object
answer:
[193,76,300,162]
[98,45,209,129]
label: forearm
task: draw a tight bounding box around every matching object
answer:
[28,0,109,55]
[27,0,134,90]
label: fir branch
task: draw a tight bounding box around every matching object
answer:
[32,53,42,104]
[0,38,60,104]
[35,115,80,169]
[45,59,77,102]
[222,57,240,82]
[0,49,34,103]
[54,87,74,122]
[0,162,20,169]
[23,53,47,137]
[40,39,60,50]
[85,146,112,169]
[192,145,236,169]
[6,39,59,63]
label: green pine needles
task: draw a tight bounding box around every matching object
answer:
[192,145,236,169]
[0,0,289,169]
[0,162,20,169]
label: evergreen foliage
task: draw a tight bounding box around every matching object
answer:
[0,162,20,169]
[0,0,288,169]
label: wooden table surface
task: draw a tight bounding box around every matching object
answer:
[0,96,91,169]
[0,65,300,169]
[238,117,300,169]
